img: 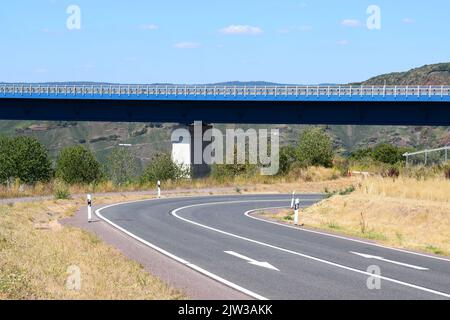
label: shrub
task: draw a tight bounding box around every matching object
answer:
[372,143,406,165]
[211,146,259,180]
[53,181,71,200]
[0,136,15,184]
[105,147,141,185]
[56,146,102,184]
[278,145,297,176]
[349,148,373,161]
[0,136,52,185]
[333,156,350,177]
[324,185,356,198]
[140,153,187,184]
[444,163,450,180]
[383,164,400,178]
[296,128,334,168]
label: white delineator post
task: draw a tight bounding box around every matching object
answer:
[157,180,161,198]
[290,191,296,209]
[294,198,300,226]
[87,194,92,223]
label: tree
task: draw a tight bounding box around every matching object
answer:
[56,145,102,184]
[0,136,15,184]
[211,145,258,179]
[140,153,187,184]
[106,147,141,185]
[349,148,373,161]
[372,143,405,165]
[278,145,297,175]
[296,128,334,168]
[0,136,52,185]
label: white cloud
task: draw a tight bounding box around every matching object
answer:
[138,24,159,30]
[220,25,263,35]
[337,40,350,46]
[341,19,361,27]
[174,42,201,49]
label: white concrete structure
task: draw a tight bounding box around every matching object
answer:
[171,122,213,179]
[172,131,192,177]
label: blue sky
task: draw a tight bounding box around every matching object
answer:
[0,0,449,84]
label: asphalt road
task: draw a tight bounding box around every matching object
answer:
[96,194,450,300]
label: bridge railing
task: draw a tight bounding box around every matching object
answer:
[1,84,450,97]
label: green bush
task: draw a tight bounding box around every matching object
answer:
[53,181,71,200]
[0,136,15,184]
[56,146,102,184]
[333,156,350,177]
[105,147,141,185]
[372,143,407,165]
[211,162,258,180]
[278,145,297,176]
[211,145,259,180]
[296,128,334,168]
[0,136,52,185]
[349,148,373,161]
[140,153,187,184]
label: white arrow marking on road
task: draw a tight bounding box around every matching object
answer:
[350,252,429,271]
[225,251,280,271]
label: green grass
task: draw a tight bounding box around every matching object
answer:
[53,188,71,200]
[362,230,388,241]
[325,221,342,230]
[425,245,444,255]
[324,185,356,198]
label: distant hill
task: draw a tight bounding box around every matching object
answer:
[354,63,450,86]
[0,62,449,169]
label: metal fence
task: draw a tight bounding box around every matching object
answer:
[403,146,450,167]
[1,84,450,98]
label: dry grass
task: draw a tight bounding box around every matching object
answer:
[0,195,185,300]
[361,176,450,202]
[263,176,450,256]
[0,167,345,199]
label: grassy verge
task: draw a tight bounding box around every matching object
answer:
[0,195,185,300]
[0,166,346,199]
[261,176,450,257]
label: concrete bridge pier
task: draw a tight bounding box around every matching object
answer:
[171,121,213,179]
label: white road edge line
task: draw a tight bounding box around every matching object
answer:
[171,201,450,299]
[95,201,269,301]
[244,206,450,263]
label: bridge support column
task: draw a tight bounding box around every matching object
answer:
[171,121,212,179]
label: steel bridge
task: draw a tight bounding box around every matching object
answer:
[0,84,449,125]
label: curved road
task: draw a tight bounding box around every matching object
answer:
[96,194,450,300]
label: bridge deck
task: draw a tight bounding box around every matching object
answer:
[0,84,449,125]
[1,84,450,102]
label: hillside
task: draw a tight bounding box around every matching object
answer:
[0,63,449,170]
[355,63,450,85]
